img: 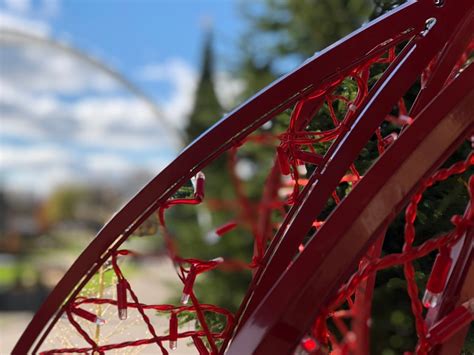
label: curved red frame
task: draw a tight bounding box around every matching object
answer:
[13,0,474,353]
[229,0,473,340]
[227,63,474,354]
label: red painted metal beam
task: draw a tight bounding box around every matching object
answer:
[431,258,473,355]
[411,10,474,116]
[227,61,474,354]
[231,0,474,339]
[352,231,386,355]
[13,2,430,352]
[13,1,473,353]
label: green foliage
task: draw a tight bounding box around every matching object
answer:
[236,0,372,98]
[80,267,117,297]
[241,0,372,59]
[371,0,407,19]
[43,186,86,225]
[42,184,120,230]
[186,31,223,142]
[171,310,229,348]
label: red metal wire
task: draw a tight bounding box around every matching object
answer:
[317,154,474,354]
[28,3,474,353]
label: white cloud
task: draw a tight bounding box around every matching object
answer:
[139,58,195,82]
[0,42,181,149]
[84,153,134,175]
[0,144,72,169]
[0,3,190,196]
[139,60,245,122]
[0,79,177,194]
[0,11,50,36]
[2,166,75,195]
[0,144,73,194]
[0,56,179,195]
[215,71,245,109]
[40,0,60,18]
[3,0,31,14]
[138,58,197,129]
[2,0,59,18]
[72,96,156,129]
[0,43,117,93]
[0,0,59,35]
[0,139,172,195]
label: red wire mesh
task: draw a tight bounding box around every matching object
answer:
[38,37,473,355]
[298,154,473,355]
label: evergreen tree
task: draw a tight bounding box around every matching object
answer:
[186,30,223,142]
[237,0,372,97]
[171,29,253,317]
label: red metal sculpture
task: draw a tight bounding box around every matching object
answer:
[14,0,473,354]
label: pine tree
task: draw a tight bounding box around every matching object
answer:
[171,29,253,317]
[186,30,222,142]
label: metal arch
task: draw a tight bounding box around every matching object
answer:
[227,62,474,354]
[12,0,473,353]
[0,28,185,144]
[229,0,474,340]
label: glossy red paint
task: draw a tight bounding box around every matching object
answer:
[232,1,474,342]
[13,2,421,351]
[226,62,474,354]
[13,0,474,353]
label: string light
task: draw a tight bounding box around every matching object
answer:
[423,247,452,308]
[116,278,128,320]
[301,337,317,352]
[181,265,197,305]
[297,164,307,176]
[206,221,237,243]
[169,312,178,350]
[71,307,105,326]
[39,41,473,355]
[427,299,474,345]
[194,172,206,199]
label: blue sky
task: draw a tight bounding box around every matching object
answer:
[0,0,246,196]
[50,0,244,98]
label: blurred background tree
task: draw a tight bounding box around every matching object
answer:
[238,0,372,97]
[186,31,223,141]
[171,0,473,353]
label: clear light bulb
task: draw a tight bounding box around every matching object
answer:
[95,317,106,326]
[205,230,219,244]
[169,340,177,351]
[180,293,190,305]
[72,307,106,326]
[297,164,307,176]
[422,290,442,309]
